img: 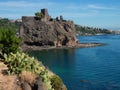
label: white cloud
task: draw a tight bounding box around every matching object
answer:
[0,1,100,19]
[87,4,114,10]
[0,1,31,7]
[0,1,59,9]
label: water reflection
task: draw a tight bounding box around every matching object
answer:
[29,49,76,71]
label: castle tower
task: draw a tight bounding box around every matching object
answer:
[60,15,63,21]
[41,8,51,21]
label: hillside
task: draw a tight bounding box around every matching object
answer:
[0,52,67,90]
[0,18,21,32]
[75,25,119,36]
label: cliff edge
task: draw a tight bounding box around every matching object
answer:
[0,52,67,90]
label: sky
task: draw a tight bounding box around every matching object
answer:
[0,0,120,30]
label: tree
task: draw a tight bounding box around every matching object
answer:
[0,27,22,55]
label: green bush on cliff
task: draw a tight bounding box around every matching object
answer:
[3,52,65,90]
[51,75,63,90]
[3,52,45,75]
[0,27,22,54]
[35,12,44,18]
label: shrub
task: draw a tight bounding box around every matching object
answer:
[51,75,63,90]
[0,27,22,54]
[3,52,45,75]
[3,52,53,90]
[35,12,44,18]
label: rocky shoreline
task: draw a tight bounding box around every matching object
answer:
[22,43,106,52]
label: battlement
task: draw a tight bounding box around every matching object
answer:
[40,8,64,22]
[22,9,69,23]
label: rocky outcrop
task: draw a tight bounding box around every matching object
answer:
[20,8,78,47]
[0,61,67,90]
[17,71,45,90]
[0,62,45,90]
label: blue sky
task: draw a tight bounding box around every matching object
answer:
[0,0,120,30]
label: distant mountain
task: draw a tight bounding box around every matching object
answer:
[75,24,120,36]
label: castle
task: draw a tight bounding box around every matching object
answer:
[20,8,78,47]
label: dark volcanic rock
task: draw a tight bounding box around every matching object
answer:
[20,8,78,47]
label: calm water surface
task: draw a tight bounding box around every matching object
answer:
[29,35,120,90]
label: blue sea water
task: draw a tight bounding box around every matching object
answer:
[29,34,120,90]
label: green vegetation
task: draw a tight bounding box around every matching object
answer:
[0,18,21,32]
[0,28,22,54]
[35,12,44,18]
[75,25,112,36]
[51,75,63,90]
[3,52,44,75]
[3,52,65,90]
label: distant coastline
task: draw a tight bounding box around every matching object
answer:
[75,24,120,36]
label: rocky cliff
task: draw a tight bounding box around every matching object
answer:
[20,8,78,47]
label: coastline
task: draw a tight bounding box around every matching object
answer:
[21,43,106,52]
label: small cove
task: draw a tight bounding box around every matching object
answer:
[29,34,120,90]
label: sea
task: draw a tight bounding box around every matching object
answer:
[29,34,120,90]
